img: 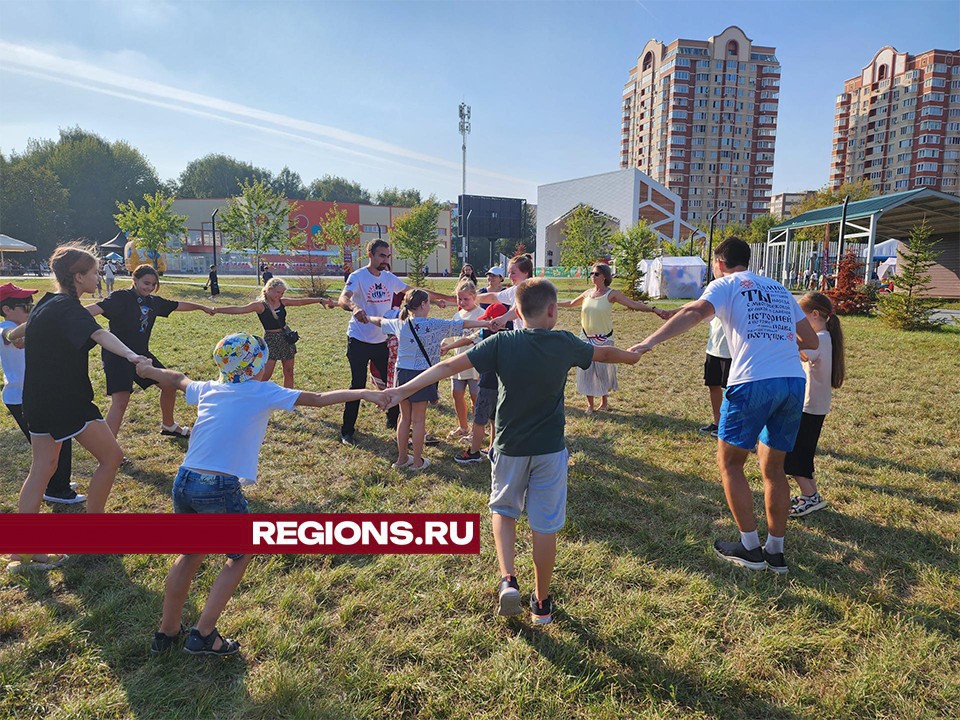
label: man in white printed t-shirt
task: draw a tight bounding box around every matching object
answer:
[337,239,457,446]
[630,237,818,575]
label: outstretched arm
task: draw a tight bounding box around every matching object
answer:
[92,329,147,364]
[557,292,586,309]
[593,345,642,365]
[490,307,519,330]
[282,297,336,308]
[338,288,370,323]
[85,303,104,317]
[608,290,668,318]
[296,388,389,410]
[382,354,474,408]
[136,360,191,392]
[176,301,215,315]
[628,299,715,355]
[213,301,264,315]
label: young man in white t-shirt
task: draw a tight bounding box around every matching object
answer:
[336,239,456,446]
[138,331,385,656]
[630,237,818,574]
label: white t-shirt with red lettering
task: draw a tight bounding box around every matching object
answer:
[699,270,805,386]
[344,267,408,344]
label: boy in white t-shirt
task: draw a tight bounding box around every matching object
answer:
[138,332,385,657]
[631,237,818,575]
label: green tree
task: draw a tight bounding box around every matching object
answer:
[392,198,442,287]
[219,179,304,282]
[272,166,307,199]
[375,186,421,207]
[178,154,273,198]
[0,154,72,259]
[318,202,362,274]
[559,204,612,269]
[611,221,660,299]
[114,192,188,270]
[747,214,780,245]
[307,175,371,203]
[16,127,160,242]
[876,218,945,330]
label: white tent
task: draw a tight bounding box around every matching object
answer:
[635,259,656,295]
[859,238,899,260]
[877,257,897,280]
[645,256,707,299]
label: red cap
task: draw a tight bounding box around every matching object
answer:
[0,283,38,303]
[479,303,508,321]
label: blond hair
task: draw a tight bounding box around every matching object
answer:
[259,277,288,302]
[50,242,98,299]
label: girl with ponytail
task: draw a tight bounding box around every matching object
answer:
[9,244,147,570]
[368,289,490,471]
[785,291,845,518]
[476,253,534,329]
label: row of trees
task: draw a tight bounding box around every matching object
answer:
[0,127,425,257]
[112,177,445,292]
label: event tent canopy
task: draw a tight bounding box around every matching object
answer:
[0,234,37,252]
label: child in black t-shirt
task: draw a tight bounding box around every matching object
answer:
[8,244,146,572]
[87,264,215,440]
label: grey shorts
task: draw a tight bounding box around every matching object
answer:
[489,448,569,534]
[473,387,497,426]
[451,377,479,394]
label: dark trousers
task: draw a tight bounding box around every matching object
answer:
[341,338,399,435]
[6,404,73,495]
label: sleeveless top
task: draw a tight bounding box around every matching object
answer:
[257,301,286,331]
[581,290,614,337]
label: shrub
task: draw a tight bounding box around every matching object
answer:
[826,250,875,315]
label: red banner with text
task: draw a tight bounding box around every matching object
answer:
[0,514,481,555]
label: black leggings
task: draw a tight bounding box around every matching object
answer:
[6,404,73,495]
[341,338,399,435]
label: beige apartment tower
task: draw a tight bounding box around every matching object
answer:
[830,47,960,195]
[620,26,780,227]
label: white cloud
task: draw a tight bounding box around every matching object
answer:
[0,40,535,193]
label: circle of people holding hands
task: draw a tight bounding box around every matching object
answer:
[1,234,844,655]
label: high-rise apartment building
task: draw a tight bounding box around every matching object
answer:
[769,191,816,218]
[830,46,960,195]
[620,26,780,226]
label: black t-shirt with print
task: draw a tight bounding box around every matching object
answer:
[96,289,178,354]
[23,293,103,428]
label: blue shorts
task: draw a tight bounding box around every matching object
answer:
[172,466,248,560]
[718,378,805,452]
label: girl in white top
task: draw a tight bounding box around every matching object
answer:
[476,254,534,330]
[448,280,483,439]
[785,292,846,518]
[370,291,489,471]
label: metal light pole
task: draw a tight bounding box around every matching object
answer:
[836,194,850,260]
[211,207,220,268]
[465,209,473,269]
[706,209,722,282]
[459,102,471,264]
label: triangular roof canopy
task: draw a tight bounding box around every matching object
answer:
[771,188,959,238]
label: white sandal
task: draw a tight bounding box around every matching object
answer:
[161,423,191,438]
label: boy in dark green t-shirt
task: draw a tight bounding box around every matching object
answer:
[382,279,640,624]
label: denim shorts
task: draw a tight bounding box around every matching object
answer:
[719,377,805,453]
[172,466,248,559]
[489,448,569,534]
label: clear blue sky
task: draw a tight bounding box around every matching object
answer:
[1,0,957,202]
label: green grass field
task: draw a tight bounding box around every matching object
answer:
[2,277,959,719]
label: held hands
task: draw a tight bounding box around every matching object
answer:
[11,336,25,349]
[434,299,447,309]
[363,390,391,410]
[323,298,337,309]
[203,306,216,316]
[627,342,653,357]
[353,307,369,323]
[381,387,407,409]
[654,308,675,320]
[490,317,508,331]
[134,357,154,376]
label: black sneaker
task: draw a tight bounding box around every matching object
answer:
[698,422,719,435]
[340,433,357,446]
[763,549,789,575]
[713,539,767,571]
[455,450,483,464]
[150,624,186,655]
[182,627,240,657]
[43,489,87,505]
[497,575,521,616]
[529,591,554,625]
